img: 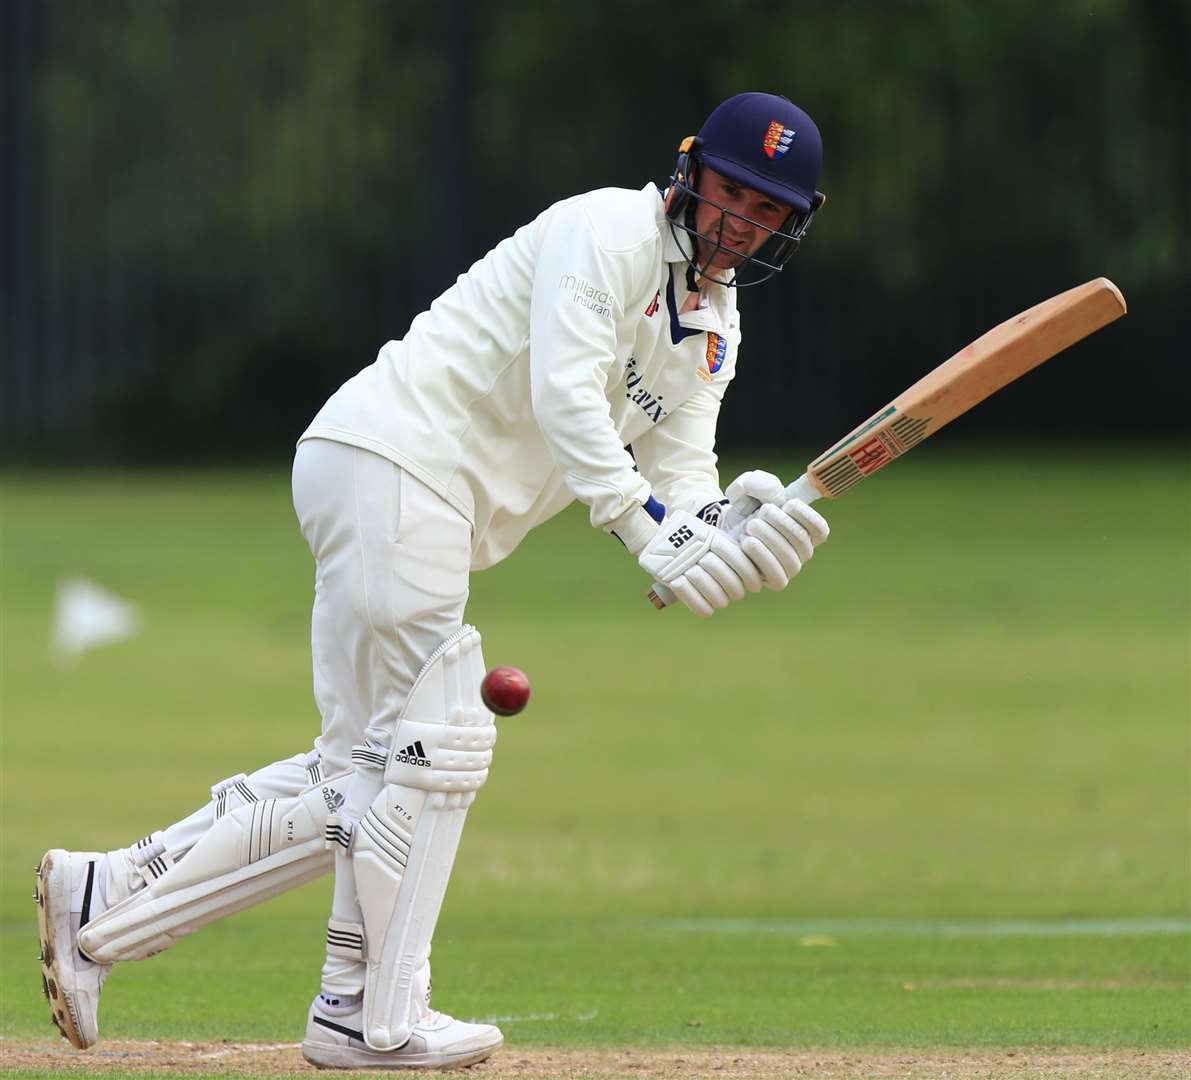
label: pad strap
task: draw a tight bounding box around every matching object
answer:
[128,832,177,887]
[351,742,387,772]
[325,813,353,855]
[325,919,365,961]
[210,773,258,820]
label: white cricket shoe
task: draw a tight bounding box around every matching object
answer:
[36,849,113,1049]
[301,994,503,1070]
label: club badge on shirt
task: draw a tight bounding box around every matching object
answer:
[697,332,727,382]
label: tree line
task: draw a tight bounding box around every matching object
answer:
[3,0,1187,461]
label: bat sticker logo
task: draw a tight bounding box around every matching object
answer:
[848,437,893,475]
[762,121,796,159]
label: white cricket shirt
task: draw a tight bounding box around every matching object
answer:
[300,183,741,569]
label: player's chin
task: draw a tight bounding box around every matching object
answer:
[700,248,747,270]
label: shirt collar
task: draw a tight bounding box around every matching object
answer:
[650,183,693,266]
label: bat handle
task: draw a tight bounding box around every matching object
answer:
[648,472,822,610]
[782,472,823,506]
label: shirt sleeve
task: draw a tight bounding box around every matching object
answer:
[529,199,654,533]
[630,380,728,518]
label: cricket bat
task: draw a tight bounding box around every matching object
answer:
[650,276,1127,609]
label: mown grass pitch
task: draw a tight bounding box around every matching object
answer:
[1,449,1188,1071]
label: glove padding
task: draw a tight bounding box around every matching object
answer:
[725,470,829,591]
[638,510,762,618]
[740,499,829,590]
[725,469,788,509]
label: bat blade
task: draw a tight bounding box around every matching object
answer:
[648,277,1126,610]
[805,277,1126,498]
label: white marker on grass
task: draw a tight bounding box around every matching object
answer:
[49,577,140,666]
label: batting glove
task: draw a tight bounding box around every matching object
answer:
[638,510,762,618]
[725,470,829,591]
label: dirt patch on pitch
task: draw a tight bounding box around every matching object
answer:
[1,1040,1188,1078]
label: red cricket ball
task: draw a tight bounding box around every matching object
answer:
[481,666,531,716]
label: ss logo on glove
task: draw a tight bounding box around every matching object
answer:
[667,525,694,549]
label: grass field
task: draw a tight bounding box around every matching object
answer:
[1,448,1188,1078]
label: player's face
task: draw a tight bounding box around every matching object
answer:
[692,167,791,271]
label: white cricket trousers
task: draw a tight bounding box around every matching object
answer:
[158,439,473,993]
[293,438,473,776]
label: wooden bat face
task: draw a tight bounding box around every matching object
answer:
[806,278,1126,498]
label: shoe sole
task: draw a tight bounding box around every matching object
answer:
[301,1035,502,1070]
[36,850,95,1050]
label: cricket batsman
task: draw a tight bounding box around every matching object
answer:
[37,91,830,1069]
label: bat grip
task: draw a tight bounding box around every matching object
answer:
[647,472,822,610]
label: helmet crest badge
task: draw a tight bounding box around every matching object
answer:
[762,120,796,160]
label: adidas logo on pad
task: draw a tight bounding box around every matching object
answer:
[395,741,431,768]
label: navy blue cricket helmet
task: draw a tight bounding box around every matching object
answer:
[666,92,826,286]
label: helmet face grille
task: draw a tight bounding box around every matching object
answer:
[665,147,821,288]
[665,191,807,288]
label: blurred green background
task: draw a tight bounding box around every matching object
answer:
[2,0,1187,459]
[2,0,1189,1056]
